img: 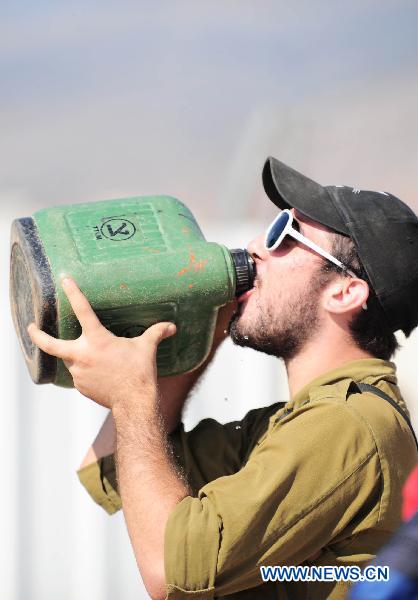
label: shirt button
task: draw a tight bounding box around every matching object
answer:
[275,408,292,424]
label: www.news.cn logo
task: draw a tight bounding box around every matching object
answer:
[260,564,389,583]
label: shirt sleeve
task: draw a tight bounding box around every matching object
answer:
[77,454,122,515]
[76,402,284,515]
[164,400,381,598]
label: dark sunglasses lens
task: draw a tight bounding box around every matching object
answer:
[266,212,290,249]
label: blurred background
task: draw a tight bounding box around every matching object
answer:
[1,1,418,598]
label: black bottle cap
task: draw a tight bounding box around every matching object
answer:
[229,249,255,296]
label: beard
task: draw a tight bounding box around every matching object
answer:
[229,268,326,361]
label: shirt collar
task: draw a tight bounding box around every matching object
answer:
[287,358,397,412]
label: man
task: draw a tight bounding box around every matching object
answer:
[28,157,418,599]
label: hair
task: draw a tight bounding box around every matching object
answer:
[319,232,399,361]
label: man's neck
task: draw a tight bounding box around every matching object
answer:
[285,340,374,399]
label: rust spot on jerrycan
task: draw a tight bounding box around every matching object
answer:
[177,250,208,277]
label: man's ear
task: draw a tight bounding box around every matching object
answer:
[323,277,369,315]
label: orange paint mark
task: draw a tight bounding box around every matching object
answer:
[189,251,208,271]
[193,259,208,272]
[178,250,208,277]
[189,284,193,289]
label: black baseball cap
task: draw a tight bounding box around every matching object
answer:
[262,156,418,337]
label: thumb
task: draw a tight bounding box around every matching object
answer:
[141,321,177,346]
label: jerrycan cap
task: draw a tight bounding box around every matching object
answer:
[229,249,255,296]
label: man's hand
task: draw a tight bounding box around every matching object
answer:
[78,296,238,471]
[27,276,176,410]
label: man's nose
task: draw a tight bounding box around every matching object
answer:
[247,233,270,262]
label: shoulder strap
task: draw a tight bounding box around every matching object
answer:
[349,381,418,451]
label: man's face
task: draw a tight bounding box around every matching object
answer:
[229,209,335,360]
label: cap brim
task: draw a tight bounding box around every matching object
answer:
[262,157,349,236]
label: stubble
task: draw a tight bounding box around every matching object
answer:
[229,268,328,361]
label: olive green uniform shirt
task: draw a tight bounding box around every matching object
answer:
[77,359,417,599]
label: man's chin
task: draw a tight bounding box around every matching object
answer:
[229,314,260,350]
[228,313,296,360]
[228,313,247,346]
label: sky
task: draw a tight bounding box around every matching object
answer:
[1,0,418,225]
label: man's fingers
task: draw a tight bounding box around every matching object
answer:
[27,323,74,360]
[61,277,103,335]
[140,322,177,347]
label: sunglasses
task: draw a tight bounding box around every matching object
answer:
[264,209,367,309]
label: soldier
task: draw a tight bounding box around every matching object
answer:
[29,157,418,599]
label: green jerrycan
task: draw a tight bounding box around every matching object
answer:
[10,195,255,388]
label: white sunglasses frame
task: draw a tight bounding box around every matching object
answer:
[264,209,368,310]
